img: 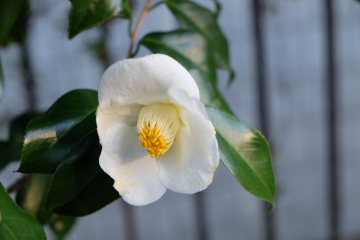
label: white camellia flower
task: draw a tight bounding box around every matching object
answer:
[96,54,219,206]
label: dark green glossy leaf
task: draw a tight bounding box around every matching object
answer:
[68,0,132,39]
[165,0,234,80]
[207,108,276,212]
[46,130,119,217]
[49,215,77,240]
[0,112,38,172]
[16,174,53,225]
[0,0,29,46]
[139,30,233,114]
[18,89,98,174]
[0,182,47,240]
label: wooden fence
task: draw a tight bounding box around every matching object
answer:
[1,0,360,239]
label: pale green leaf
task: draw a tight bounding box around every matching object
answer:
[207,107,276,212]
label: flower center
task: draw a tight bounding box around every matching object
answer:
[137,103,180,158]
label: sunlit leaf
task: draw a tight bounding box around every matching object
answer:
[17,89,118,216]
[68,0,132,39]
[139,30,233,114]
[165,0,234,81]
[18,89,98,174]
[0,182,47,240]
[207,107,276,212]
[46,131,119,217]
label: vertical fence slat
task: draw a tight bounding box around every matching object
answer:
[324,0,339,239]
[250,1,275,240]
[120,201,139,240]
[194,192,209,240]
[21,43,37,111]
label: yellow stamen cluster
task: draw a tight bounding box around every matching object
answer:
[137,103,180,158]
[138,125,170,157]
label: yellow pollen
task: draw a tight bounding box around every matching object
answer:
[137,103,180,157]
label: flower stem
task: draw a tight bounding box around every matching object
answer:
[127,0,151,59]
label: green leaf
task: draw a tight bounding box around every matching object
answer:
[18,89,98,174]
[49,215,77,240]
[16,174,53,225]
[164,0,234,81]
[117,0,133,20]
[17,90,117,216]
[0,112,38,172]
[207,108,276,212]
[46,130,119,217]
[0,182,47,240]
[68,0,132,39]
[0,0,29,46]
[139,30,233,114]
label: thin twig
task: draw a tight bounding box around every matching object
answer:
[7,174,34,193]
[127,0,151,59]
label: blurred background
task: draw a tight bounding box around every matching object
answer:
[1,0,360,239]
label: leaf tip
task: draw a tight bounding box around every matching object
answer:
[15,165,24,173]
[266,203,275,215]
[68,30,76,40]
[68,24,80,40]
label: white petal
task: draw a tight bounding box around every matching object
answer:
[96,104,143,144]
[100,123,166,206]
[157,104,219,194]
[167,87,210,128]
[98,54,200,114]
